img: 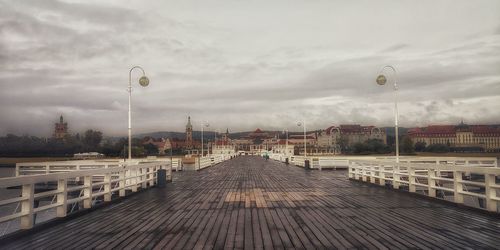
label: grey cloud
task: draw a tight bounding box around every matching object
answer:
[380,44,409,53]
[1,0,500,136]
[495,25,500,34]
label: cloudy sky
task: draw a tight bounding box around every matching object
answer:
[1,0,500,136]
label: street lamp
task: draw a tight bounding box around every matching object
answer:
[282,128,289,155]
[128,66,150,161]
[297,121,306,157]
[201,122,209,156]
[376,65,399,163]
[215,129,220,143]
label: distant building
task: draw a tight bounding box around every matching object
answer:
[142,137,169,155]
[73,152,104,159]
[271,140,295,156]
[54,115,68,139]
[185,116,193,149]
[143,116,202,155]
[316,124,387,153]
[213,129,236,155]
[408,122,500,152]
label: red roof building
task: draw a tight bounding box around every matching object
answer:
[408,122,500,152]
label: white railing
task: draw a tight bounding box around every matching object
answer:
[397,157,497,167]
[198,156,213,170]
[0,161,170,234]
[291,156,306,167]
[15,160,123,176]
[271,154,498,171]
[349,160,500,213]
[210,155,224,165]
[274,154,349,169]
[312,157,350,170]
[15,158,188,175]
[169,158,182,171]
[196,154,236,170]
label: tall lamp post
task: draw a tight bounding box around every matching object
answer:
[376,65,399,163]
[215,129,220,143]
[297,121,306,157]
[128,66,150,161]
[282,128,289,155]
[201,122,209,156]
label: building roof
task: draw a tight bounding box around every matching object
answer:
[289,135,316,140]
[275,139,297,145]
[408,124,500,137]
[325,124,382,135]
[248,128,270,138]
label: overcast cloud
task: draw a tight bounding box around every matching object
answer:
[1,0,500,136]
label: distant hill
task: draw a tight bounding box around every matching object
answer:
[109,127,423,141]
[133,131,186,139]
[130,130,287,140]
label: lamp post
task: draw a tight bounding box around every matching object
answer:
[282,128,289,155]
[297,121,306,157]
[214,129,220,155]
[376,65,399,163]
[128,66,150,161]
[215,129,220,143]
[201,122,209,156]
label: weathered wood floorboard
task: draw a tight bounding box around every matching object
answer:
[1,156,500,250]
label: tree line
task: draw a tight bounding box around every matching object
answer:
[345,136,460,155]
[0,130,153,157]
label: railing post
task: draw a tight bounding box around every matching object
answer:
[361,165,368,182]
[453,171,464,204]
[141,167,147,189]
[348,163,353,178]
[15,163,20,177]
[119,170,126,197]
[428,169,436,197]
[370,165,376,184]
[352,163,358,179]
[167,164,172,182]
[485,173,498,212]
[379,166,385,186]
[408,167,416,193]
[131,168,138,192]
[393,164,400,189]
[20,184,34,229]
[56,179,67,217]
[149,166,155,186]
[83,175,92,208]
[46,164,50,175]
[355,163,361,180]
[104,173,111,202]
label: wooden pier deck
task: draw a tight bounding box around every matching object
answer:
[2,156,500,249]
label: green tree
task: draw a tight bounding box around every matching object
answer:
[82,130,103,150]
[401,136,415,154]
[425,144,450,153]
[338,135,349,153]
[352,139,390,155]
[144,143,159,155]
[414,141,426,152]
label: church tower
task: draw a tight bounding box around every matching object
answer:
[185,116,193,148]
[222,128,229,142]
[54,115,68,139]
